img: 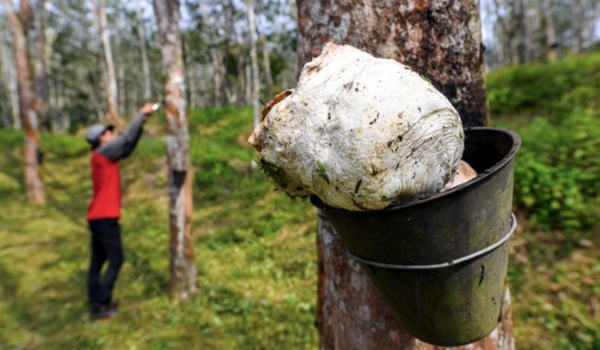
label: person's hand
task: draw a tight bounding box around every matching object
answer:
[139,103,156,116]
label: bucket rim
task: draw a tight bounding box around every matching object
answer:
[311,127,521,215]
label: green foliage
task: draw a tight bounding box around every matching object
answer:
[509,113,600,232]
[134,137,167,161]
[488,52,600,234]
[0,129,24,148]
[487,53,600,118]
[188,106,267,201]
[41,132,90,158]
[487,55,600,349]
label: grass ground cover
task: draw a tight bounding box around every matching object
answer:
[0,109,318,349]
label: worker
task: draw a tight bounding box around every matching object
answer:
[84,103,157,320]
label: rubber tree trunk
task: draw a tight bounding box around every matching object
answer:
[199,0,227,107]
[260,38,274,101]
[95,0,120,125]
[33,0,49,129]
[135,0,153,102]
[296,0,515,348]
[539,0,558,62]
[153,0,197,300]
[0,24,21,130]
[4,0,46,204]
[246,0,261,127]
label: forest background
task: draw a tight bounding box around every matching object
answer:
[1,0,600,349]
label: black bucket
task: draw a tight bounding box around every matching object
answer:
[311,127,521,346]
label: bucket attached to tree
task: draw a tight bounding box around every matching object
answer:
[311,127,521,346]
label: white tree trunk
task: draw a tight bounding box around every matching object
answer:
[153,0,197,300]
[247,0,260,127]
[136,0,153,102]
[0,25,21,129]
[95,0,120,124]
[33,0,49,129]
[261,38,273,100]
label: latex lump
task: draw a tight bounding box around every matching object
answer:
[248,43,466,211]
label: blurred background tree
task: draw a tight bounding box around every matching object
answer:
[2,0,596,131]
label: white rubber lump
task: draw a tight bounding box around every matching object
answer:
[248,42,469,211]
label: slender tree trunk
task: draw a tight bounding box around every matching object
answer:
[261,38,274,101]
[183,40,197,109]
[511,0,528,64]
[247,0,261,127]
[199,0,227,107]
[32,0,49,130]
[4,0,45,204]
[95,0,120,125]
[0,24,21,129]
[236,50,247,105]
[539,0,557,62]
[490,0,509,67]
[297,0,514,348]
[153,0,197,300]
[136,0,153,102]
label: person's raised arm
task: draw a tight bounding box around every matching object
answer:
[98,103,156,160]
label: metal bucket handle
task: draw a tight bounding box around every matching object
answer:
[347,213,517,270]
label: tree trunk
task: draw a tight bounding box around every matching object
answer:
[95,0,120,125]
[297,0,514,348]
[297,0,488,127]
[199,0,227,107]
[153,0,197,300]
[4,0,46,204]
[514,0,529,64]
[247,0,261,127]
[539,0,558,62]
[260,38,274,102]
[0,24,21,129]
[136,0,153,102]
[33,0,49,130]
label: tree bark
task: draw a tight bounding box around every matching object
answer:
[539,0,557,62]
[512,0,529,64]
[247,0,261,127]
[32,0,49,129]
[297,0,514,348]
[296,0,489,127]
[153,0,197,300]
[260,37,274,102]
[0,24,21,130]
[4,0,46,204]
[199,0,227,107]
[136,0,153,102]
[95,0,120,125]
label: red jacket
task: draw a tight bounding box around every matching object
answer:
[87,151,121,220]
[86,112,145,220]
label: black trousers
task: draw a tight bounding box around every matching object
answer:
[87,218,124,305]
